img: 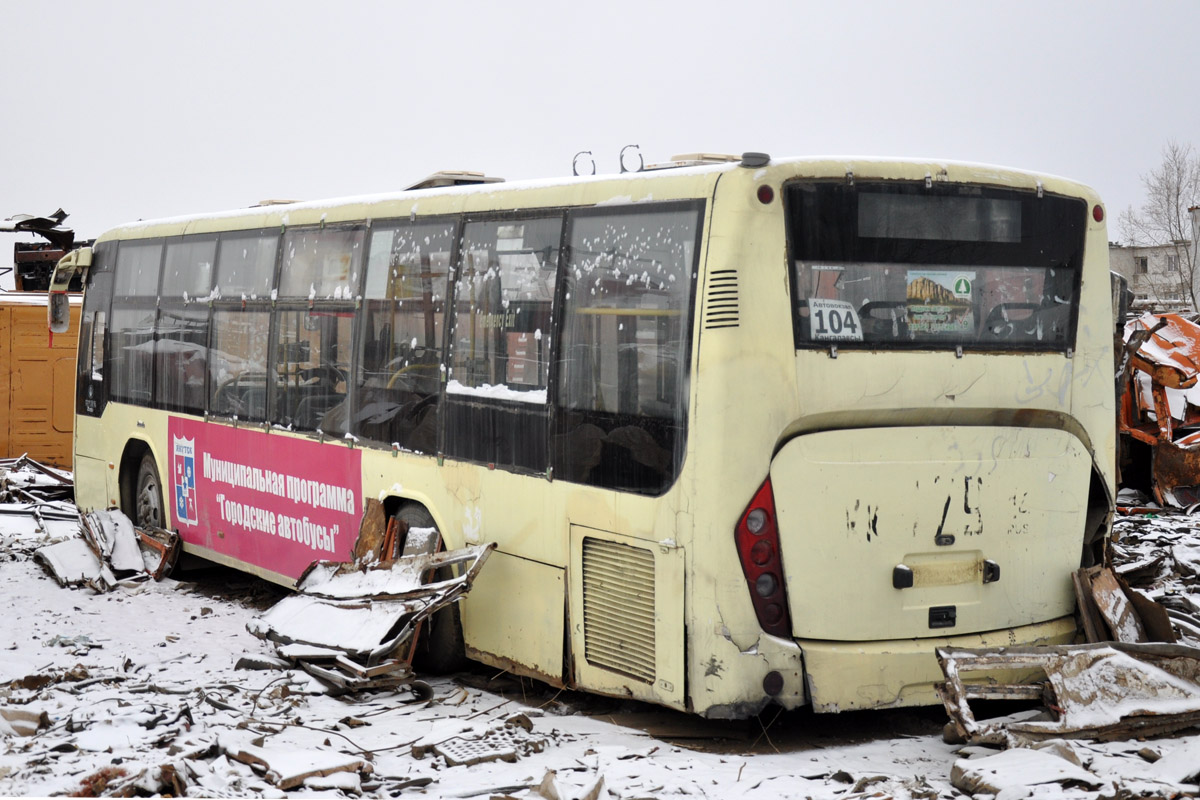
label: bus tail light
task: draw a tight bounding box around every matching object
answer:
[735,477,791,637]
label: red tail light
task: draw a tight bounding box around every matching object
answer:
[735,477,791,637]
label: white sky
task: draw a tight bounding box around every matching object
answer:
[2,0,1197,274]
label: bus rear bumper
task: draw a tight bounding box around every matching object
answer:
[799,615,1077,713]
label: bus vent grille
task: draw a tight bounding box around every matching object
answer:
[581,537,656,683]
[704,270,739,329]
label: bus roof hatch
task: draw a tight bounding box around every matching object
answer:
[406,170,505,191]
[645,153,742,171]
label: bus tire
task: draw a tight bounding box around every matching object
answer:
[134,452,166,530]
[396,504,466,674]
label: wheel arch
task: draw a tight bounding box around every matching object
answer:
[377,493,460,549]
[117,437,161,517]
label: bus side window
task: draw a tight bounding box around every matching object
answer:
[352,221,455,452]
[157,237,215,414]
[77,242,115,418]
[444,216,562,472]
[553,204,701,494]
[271,227,363,432]
[108,242,163,406]
[208,232,278,420]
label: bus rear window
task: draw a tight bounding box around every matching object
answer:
[785,182,1086,351]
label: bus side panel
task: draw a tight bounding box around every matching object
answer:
[462,551,565,685]
[568,525,686,710]
[167,418,361,583]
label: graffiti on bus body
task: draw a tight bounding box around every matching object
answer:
[168,417,362,580]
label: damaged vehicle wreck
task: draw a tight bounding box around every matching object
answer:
[1119,311,1200,507]
[46,154,1118,718]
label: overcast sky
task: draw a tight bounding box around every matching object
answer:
[2,0,1197,276]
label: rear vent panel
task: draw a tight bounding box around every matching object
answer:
[582,537,656,683]
[704,269,739,329]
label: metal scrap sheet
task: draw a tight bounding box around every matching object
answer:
[938,642,1200,745]
[248,543,493,660]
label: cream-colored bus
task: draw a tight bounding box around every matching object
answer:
[51,154,1115,716]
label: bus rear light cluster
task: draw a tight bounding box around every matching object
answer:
[734,477,791,637]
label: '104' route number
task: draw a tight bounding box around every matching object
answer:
[807,299,863,341]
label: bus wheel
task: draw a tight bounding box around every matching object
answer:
[396,504,466,674]
[135,453,165,530]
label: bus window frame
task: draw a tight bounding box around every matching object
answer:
[442,209,568,475]
[783,180,1086,355]
[207,228,283,423]
[550,199,705,496]
[108,239,166,407]
[269,223,366,432]
[77,240,116,419]
[156,233,219,416]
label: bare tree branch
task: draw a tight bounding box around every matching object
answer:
[1121,141,1200,308]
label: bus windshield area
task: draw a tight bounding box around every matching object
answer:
[785,182,1086,351]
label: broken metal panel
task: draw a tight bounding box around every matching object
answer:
[35,537,116,590]
[1151,437,1200,506]
[224,743,369,791]
[135,526,181,580]
[950,748,1102,796]
[80,510,143,573]
[34,508,181,592]
[249,543,493,670]
[350,498,387,563]
[1089,567,1147,643]
[937,642,1200,745]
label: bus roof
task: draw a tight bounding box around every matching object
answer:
[97,156,1099,243]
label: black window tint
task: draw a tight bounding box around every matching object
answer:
[785,182,1085,351]
[216,233,277,298]
[553,203,701,495]
[353,220,455,451]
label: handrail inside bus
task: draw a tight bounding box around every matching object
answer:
[574,308,681,317]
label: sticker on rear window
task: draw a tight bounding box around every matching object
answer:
[906,270,976,334]
[807,298,862,341]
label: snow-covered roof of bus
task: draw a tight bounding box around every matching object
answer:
[98,155,1099,242]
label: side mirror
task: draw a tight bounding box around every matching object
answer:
[47,247,91,334]
[48,292,71,334]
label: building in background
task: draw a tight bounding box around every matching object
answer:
[1109,241,1191,310]
[1109,206,1200,312]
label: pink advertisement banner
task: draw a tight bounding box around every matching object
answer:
[168,417,362,581]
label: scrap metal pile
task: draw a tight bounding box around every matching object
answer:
[1120,312,1200,506]
[937,510,1200,796]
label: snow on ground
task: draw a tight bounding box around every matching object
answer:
[1,500,1200,798]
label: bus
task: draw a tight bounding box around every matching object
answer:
[49,154,1116,717]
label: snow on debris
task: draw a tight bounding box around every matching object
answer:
[3,464,1200,796]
